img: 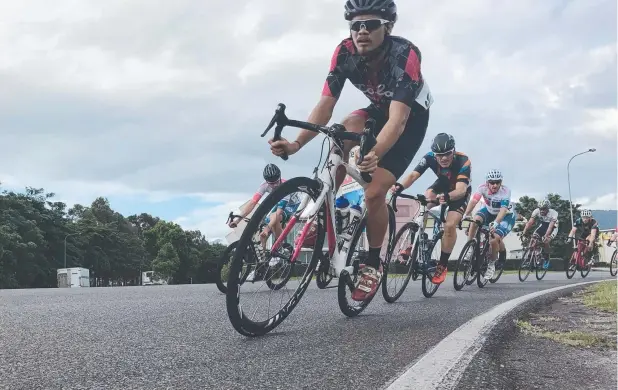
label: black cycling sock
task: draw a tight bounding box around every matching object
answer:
[439,251,451,267]
[499,250,506,262]
[367,247,381,269]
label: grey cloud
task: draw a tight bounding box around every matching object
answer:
[0,0,615,206]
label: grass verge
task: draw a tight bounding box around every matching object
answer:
[517,320,616,349]
[583,280,617,313]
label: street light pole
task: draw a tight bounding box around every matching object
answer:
[64,232,80,268]
[567,148,596,226]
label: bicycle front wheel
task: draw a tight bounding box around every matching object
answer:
[565,252,577,279]
[453,240,475,291]
[216,241,253,294]
[518,248,533,282]
[225,177,325,337]
[610,250,617,277]
[535,251,548,281]
[421,236,441,298]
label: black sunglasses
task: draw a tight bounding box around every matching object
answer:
[349,18,390,32]
[487,180,502,185]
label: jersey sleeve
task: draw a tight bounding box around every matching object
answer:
[456,156,471,185]
[531,208,540,219]
[321,40,352,99]
[471,184,484,202]
[392,46,423,107]
[412,153,432,175]
[251,183,267,202]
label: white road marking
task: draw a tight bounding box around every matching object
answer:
[383,279,610,390]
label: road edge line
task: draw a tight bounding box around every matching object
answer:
[383,279,609,390]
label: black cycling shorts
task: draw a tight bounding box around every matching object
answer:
[350,103,429,180]
[427,176,471,214]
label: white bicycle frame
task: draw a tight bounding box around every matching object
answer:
[276,149,370,279]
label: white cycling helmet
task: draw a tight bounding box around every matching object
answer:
[581,209,592,217]
[539,199,551,209]
[486,169,503,182]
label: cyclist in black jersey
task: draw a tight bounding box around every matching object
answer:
[568,209,600,260]
[269,0,432,301]
[392,133,472,284]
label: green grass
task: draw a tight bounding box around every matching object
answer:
[583,280,617,313]
[517,320,616,348]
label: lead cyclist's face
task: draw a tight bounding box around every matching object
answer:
[350,14,388,54]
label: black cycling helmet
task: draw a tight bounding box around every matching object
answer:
[344,0,398,22]
[431,133,456,154]
[263,163,281,183]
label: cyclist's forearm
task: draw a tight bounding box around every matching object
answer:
[448,182,468,201]
[464,196,479,215]
[400,171,421,189]
[239,201,257,217]
[295,98,335,148]
[374,118,405,158]
[494,208,508,224]
[522,219,533,234]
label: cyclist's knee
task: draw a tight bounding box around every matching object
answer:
[443,219,457,233]
[365,184,387,206]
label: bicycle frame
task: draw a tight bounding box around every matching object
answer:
[572,238,589,268]
[268,148,370,279]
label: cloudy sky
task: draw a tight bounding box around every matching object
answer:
[1,0,616,241]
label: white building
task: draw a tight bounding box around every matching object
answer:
[57,268,90,288]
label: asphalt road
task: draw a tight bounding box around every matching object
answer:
[0,272,614,390]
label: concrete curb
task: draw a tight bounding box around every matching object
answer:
[382,279,612,390]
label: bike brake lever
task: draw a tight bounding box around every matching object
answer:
[261,103,289,161]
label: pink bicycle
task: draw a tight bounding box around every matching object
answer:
[225,103,397,337]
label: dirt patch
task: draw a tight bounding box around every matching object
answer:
[517,281,617,350]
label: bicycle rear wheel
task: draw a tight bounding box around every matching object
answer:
[225,177,325,337]
[382,222,417,303]
[337,217,377,317]
[610,251,617,277]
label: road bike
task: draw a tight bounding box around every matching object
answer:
[453,218,496,290]
[565,237,593,279]
[382,192,447,302]
[216,211,295,294]
[225,103,397,337]
[608,241,617,277]
[517,233,549,282]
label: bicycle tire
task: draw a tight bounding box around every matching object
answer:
[265,242,296,290]
[337,217,380,317]
[518,248,533,282]
[225,177,325,337]
[580,260,592,278]
[535,252,548,280]
[565,251,577,279]
[216,241,236,294]
[315,252,333,289]
[453,240,475,291]
[421,236,441,298]
[610,250,617,277]
[489,261,505,283]
[382,222,416,303]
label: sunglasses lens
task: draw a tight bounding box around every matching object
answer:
[350,19,383,32]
